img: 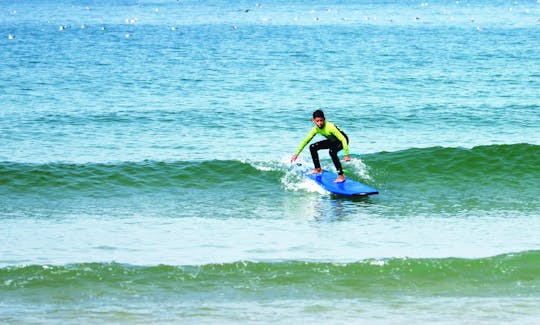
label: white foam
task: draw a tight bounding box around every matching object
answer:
[281,158,327,194]
[245,157,288,172]
[243,156,327,194]
[246,157,371,195]
[281,168,327,194]
[346,158,372,181]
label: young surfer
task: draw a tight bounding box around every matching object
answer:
[291,109,350,183]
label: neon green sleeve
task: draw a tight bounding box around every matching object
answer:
[295,127,318,155]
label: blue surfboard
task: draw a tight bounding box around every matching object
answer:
[294,163,378,197]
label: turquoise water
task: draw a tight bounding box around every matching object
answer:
[1,0,540,323]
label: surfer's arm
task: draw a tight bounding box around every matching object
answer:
[292,127,317,162]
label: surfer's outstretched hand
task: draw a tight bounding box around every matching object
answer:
[344,155,350,162]
[290,154,298,163]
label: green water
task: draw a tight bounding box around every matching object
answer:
[1,0,540,323]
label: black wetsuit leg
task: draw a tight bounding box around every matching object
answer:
[309,133,349,175]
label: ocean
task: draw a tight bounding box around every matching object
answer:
[1,0,540,323]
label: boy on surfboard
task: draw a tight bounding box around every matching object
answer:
[291,110,350,183]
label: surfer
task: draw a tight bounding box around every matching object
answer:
[291,109,350,183]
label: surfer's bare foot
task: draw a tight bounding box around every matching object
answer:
[307,168,322,174]
[334,175,345,183]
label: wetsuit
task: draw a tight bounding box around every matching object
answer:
[295,121,349,175]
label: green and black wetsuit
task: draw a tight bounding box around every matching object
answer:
[295,121,349,175]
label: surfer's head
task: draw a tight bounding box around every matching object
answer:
[313,110,325,119]
[312,109,325,128]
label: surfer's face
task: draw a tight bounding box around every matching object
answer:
[313,117,325,128]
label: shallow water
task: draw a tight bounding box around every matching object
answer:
[1,0,540,323]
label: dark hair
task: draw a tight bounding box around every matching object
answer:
[312,109,325,119]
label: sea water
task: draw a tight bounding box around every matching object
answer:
[1,0,540,323]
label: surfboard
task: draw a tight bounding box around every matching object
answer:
[293,163,379,197]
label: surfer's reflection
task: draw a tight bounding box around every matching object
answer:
[311,196,371,222]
